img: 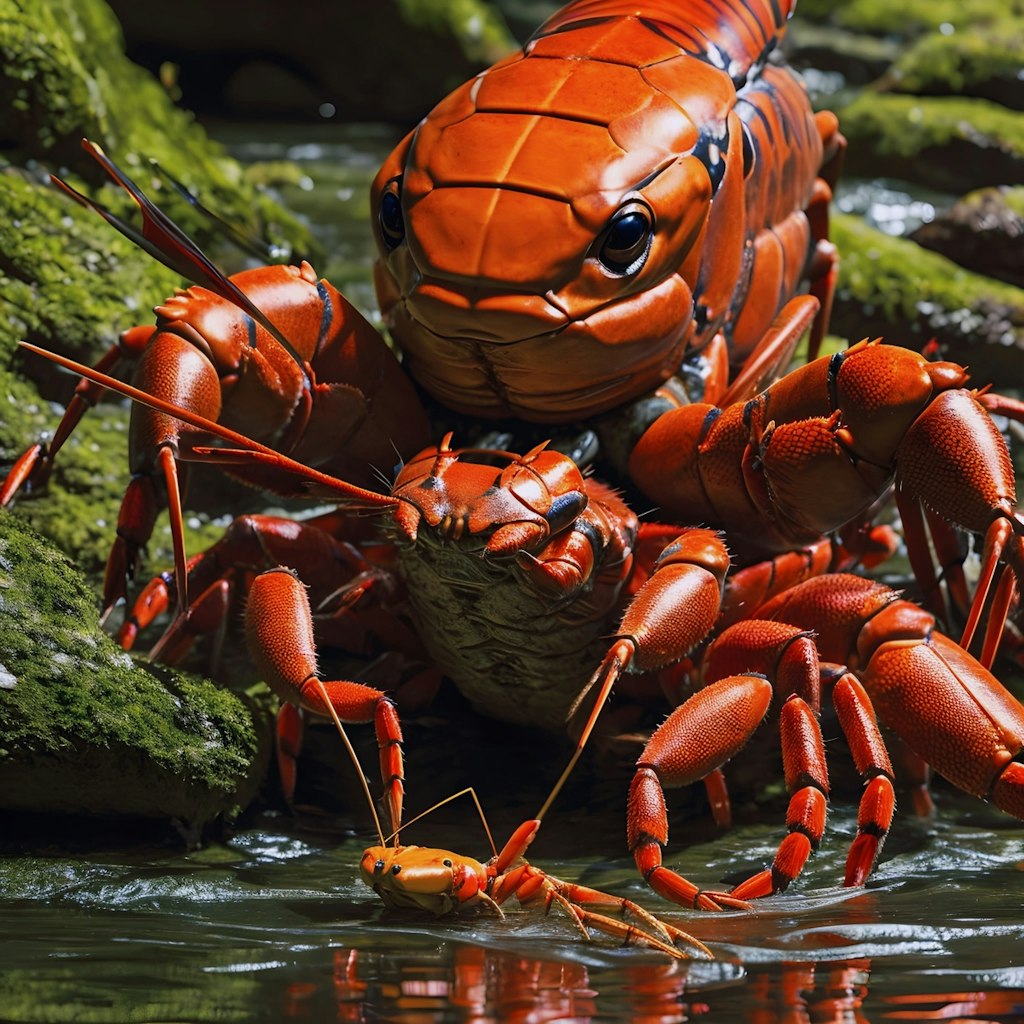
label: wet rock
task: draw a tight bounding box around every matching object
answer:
[0,0,312,251]
[0,170,232,581]
[910,186,1024,289]
[784,22,900,87]
[0,0,312,573]
[828,212,1024,384]
[0,0,304,836]
[0,513,269,835]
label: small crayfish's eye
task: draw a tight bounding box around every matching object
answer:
[598,203,652,275]
[379,179,405,250]
[442,859,453,868]
[391,863,402,875]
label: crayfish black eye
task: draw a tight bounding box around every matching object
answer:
[379,180,405,250]
[391,863,402,875]
[442,859,452,868]
[598,204,652,275]
[374,859,385,873]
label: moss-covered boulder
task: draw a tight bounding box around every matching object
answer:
[0,0,314,830]
[838,93,1024,195]
[0,513,268,835]
[829,212,1024,381]
[0,0,312,249]
[876,23,1024,110]
[795,0,1024,39]
[910,186,1024,289]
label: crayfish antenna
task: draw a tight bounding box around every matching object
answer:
[55,139,311,381]
[148,157,287,264]
[312,678,387,849]
[535,638,635,822]
[16,342,398,511]
[381,787,499,858]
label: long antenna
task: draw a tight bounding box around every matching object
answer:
[312,678,386,848]
[534,640,632,821]
[17,342,397,509]
[380,787,498,858]
[54,139,313,383]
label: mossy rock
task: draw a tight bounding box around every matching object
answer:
[0,170,235,582]
[0,0,312,252]
[910,186,1024,289]
[784,21,901,85]
[795,0,1024,39]
[0,512,269,833]
[838,93,1024,194]
[0,0,316,833]
[829,211,1024,382]
[877,23,1024,110]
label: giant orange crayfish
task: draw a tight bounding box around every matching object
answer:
[3,0,1024,909]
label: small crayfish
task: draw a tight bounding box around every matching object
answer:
[360,814,712,960]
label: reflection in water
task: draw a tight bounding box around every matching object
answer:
[325,944,724,1023]
[306,946,1024,1023]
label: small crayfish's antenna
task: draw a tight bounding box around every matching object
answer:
[379,787,499,858]
[311,679,387,849]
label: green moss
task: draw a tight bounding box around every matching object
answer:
[0,169,181,367]
[829,212,1024,378]
[0,0,312,253]
[397,0,514,63]
[1000,185,1024,218]
[883,24,1024,104]
[0,513,267,823]
[838,93,1024,192]
[834,212,1022,317]
[796,0,1024,37]
[0,171,230,582]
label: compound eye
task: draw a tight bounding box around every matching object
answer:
[379,179,405,249]
[442,859,453,868]
[598,203,652,275]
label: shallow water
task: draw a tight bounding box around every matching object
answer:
[4,123,1023,1022]
[4,795,1024,1022]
